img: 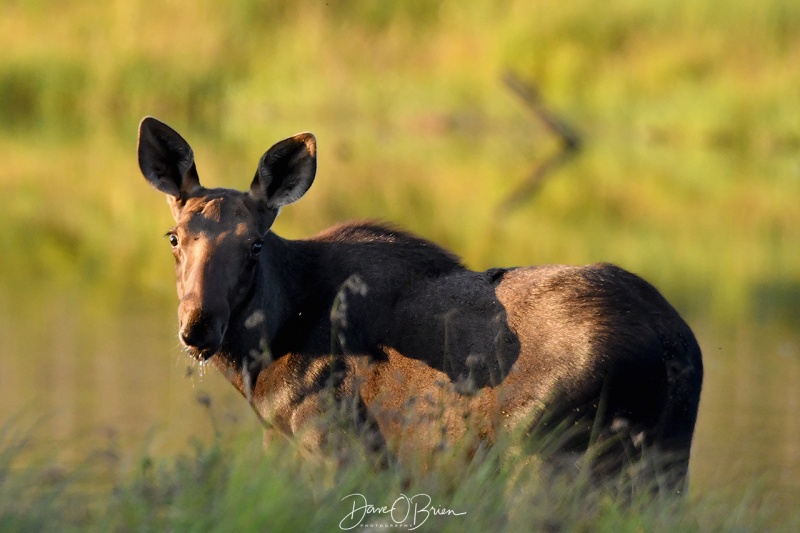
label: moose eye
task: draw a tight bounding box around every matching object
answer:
[251,240,264,256]
[168,233,179,248]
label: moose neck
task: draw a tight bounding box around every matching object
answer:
[212,230,323,371]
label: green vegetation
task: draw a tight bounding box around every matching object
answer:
[2,0,799,529]
[1,414,796,532]
[2,0,799,324]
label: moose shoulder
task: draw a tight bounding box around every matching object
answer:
[137,117,703,491]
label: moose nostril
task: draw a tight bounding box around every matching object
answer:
[179,312,225,352]
[181,328,203,349]
[181,326,215,349]
[180,330,197,346]
[178,299,230,355]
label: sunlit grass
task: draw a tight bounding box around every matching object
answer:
[2,0,798,326]
[1,413,796,532]
[2,0,799,140]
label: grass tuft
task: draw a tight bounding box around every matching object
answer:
[1,417,794,531]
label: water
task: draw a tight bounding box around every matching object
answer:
[1,127,798,510]
[691,322,800,508]
[0,287,251,465]
[1,282,798,508]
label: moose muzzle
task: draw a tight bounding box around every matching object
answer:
[178,297,229,360]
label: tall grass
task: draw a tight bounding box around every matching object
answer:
[1,414,796,532]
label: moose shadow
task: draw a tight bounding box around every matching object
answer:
[332,268,522,396]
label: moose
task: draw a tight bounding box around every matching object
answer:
[137,117,703,491]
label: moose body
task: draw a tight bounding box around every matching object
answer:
[138,117,703,490]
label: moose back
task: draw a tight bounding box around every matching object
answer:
[137,117,703,490]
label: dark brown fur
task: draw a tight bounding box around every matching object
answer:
[138,117,703,492]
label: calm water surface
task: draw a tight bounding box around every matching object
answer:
[0,287,250,465]
[1,129,798,510]
[1,284,798,507]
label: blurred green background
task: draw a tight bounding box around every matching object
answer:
[1,0,799,524]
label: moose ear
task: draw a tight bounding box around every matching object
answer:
[137,117,201,200]
[250,133,316,210]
